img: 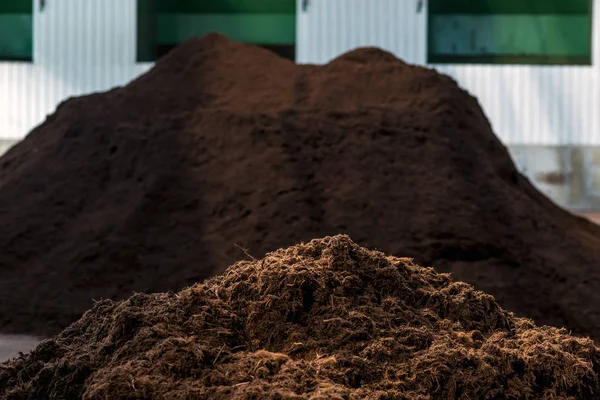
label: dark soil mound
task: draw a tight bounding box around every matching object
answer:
[2,236,599,399]
[1,34,600,339]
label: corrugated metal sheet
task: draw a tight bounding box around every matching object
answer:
[297,0,600,146]
[296,0,427,65]
[0,0,152,140]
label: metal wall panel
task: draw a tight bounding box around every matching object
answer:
[296,0,427,65]
[297,0,600,146]
[0,0,152,140]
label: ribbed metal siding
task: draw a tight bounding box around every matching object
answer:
[296,0,427,65]
[297,0,600,146]
[0,0,152,140]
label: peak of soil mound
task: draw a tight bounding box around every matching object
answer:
[124,33,298,113]
[2,236,599,399]
[0,34,600,342]
[329,46,404,64]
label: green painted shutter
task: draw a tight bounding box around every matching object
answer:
[137,0,296,62]
[155,0,295,14]
[0,0,33,61]
[428,0,593,65]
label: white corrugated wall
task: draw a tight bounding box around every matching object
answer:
[0,0,152,140]
[296,0,427,65]
[297,0,600,146]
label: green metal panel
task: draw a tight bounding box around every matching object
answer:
[427,0,593,65]
[430,15,591,57]
[155,0,295,14]
[0,14,33,61]
[137,0,158,62]
[0,0,33,14]
[137,0,296,62]
[156,14,296,46]
[429,0,591,15]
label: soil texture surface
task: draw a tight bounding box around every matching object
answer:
[0,34,599,340]
[2,236,599,399]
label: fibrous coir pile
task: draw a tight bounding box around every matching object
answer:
[2,235,599,399]
[1,34,600,339]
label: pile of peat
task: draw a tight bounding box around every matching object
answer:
[0,34,599,341]
[2,236,599,399]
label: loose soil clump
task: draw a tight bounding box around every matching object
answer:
[2,236,599,399]
[0,34,599,340]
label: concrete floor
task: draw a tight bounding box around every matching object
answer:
[0,334,41,362]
